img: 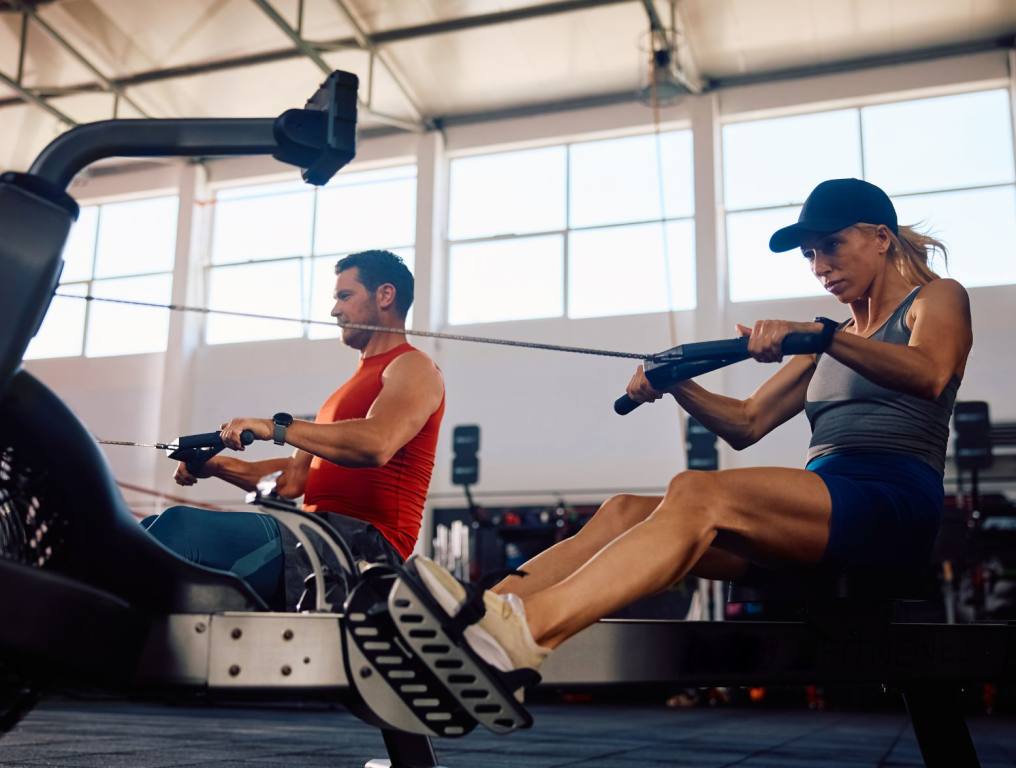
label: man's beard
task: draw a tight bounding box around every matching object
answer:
[340,305,382,350]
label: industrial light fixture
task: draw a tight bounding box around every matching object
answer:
[638,45,687,107]
[636,0,701,107]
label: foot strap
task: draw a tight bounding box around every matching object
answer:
[390,562,537,735]
[443,568,526,644]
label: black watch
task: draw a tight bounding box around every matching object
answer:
[272,412,294,445]
[813,316,840,351]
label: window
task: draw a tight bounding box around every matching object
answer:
[724,88,1016,302]
[449,236,563,325]
[25,196,179,359]
[446,130,695,325]
[205,165,417,345]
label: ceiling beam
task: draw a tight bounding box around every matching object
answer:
[327,0,426,125]
[639,0,667,43]
[0,0,632,108]
[369,0,631,43]
[16,1,153,118]
[249,0,422,132]
[0,67,77,125]
[669,0,702,93]
[708,34,1016,90]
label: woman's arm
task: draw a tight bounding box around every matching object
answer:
[669,353,815,450]
[627,342,816,450]
[823,279,972,400]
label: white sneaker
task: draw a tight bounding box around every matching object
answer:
[410,555,549,673]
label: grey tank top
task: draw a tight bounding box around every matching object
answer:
[805,285,960,474]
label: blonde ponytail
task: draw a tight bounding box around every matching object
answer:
[858,223,947,286]
[889,225,947,286]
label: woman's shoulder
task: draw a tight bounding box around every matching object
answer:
[915,277,968,303]
[908,278,971,329]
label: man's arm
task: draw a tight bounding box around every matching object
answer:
[220,351,444,467]
[174,451,311,496]
[275,450,312,497]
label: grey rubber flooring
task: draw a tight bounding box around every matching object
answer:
[2,698,1015,767]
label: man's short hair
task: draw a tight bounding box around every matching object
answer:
[336,250,414,318]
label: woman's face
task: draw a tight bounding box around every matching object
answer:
[800,224,890,302]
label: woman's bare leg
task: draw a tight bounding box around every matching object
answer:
[495,494,750,599]
[493,494,659,598]
[524,467,832,649]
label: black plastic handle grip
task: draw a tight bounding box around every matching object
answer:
[176,429,255,450]
[614,394,640,416]
[613,331,826,416]
[179,429,255,474]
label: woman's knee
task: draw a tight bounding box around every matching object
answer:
[665,470,716,499]
[656,471,717,522]
[586,494,656,538]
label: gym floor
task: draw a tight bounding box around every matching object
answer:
[3,697,1015,767]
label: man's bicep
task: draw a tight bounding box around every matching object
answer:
[367,356,444,445]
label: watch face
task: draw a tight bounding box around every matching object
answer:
[273,412,294,426]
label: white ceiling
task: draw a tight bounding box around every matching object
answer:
[1,0,1014,170]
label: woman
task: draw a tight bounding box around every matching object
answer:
[415,177,973,675]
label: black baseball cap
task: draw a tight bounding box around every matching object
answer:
[768,178,898,252]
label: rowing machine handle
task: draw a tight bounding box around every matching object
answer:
[175,430,255,449]
[613,394,642,416]
[613,331,826,415]
[176,429,255,474]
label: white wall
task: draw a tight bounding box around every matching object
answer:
[23,49,1016,520]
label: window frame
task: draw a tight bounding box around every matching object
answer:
[444,125,696,326]
[203,163,418,346]
[721,84,1016,302]
[25,193,180,360]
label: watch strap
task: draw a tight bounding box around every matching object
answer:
[813,316,840,351]
[272,421,287,445]
[272,412,293,446]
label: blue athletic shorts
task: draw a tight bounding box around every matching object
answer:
[806,452,943,570]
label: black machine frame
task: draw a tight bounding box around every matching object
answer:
[1,69,1014,768]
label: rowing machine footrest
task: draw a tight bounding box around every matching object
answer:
[388,562,536,735]
[343,567,477,739]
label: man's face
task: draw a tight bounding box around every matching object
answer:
[331,268,380,349]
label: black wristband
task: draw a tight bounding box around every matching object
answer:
[813,316,839,351]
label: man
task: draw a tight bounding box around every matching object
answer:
[149,249,444,606]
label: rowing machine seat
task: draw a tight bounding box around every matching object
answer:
[727,564,939,622]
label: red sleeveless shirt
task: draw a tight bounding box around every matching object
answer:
[303,343,444,559]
